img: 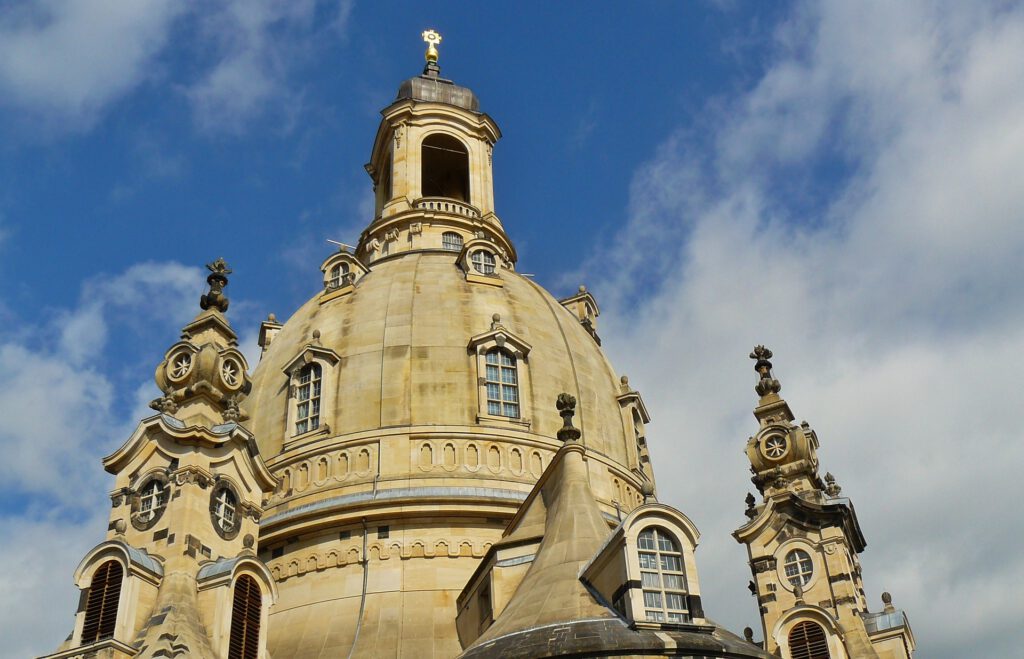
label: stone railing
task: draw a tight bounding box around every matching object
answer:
[414,197,480,218]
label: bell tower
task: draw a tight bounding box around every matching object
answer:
[733,347,915,659]
[358,29,514,266]
[43,261,279,659]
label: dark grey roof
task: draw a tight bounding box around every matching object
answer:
[459,617,774,659]
[396,66,479,111]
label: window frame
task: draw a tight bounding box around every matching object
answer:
[483,348,520,418]
[282,346,340,444]
[81,559,123,644]
[210,480,243,540]
[636,527,690,623]
[293,362,323,436]
[229,574,263,659]
[783,548,815,588]
[130,473,170,531]
[776,541,819,593]
[468,324,532,429]
[470,249,496,275]
[442,231,464,252]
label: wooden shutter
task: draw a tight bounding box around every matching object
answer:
[789,620,831,659]
[81,560,122,643]
[229,575,262,659]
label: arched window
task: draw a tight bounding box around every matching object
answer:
[421,133,469,201]
[637,527,689,622]
[327,262,349,289]
[788,621,831,659]
[295,363,322,435]
[471,250,496,275]
[485,349,519,418]
[442,231,464,252]
[229,574,262,659]
[82,560,122,643]
[784,549,814,587]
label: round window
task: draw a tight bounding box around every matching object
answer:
[761,434,788,460]
[131,476,169,531]
[783,548,814,587]
[167,351,194,381]
[220,357,242,389]
[210,481,242,540]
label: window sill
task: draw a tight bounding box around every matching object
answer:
[466,272,503,287]
[285,424,331,446]
[477,413,530,430]
[320,284,355,304]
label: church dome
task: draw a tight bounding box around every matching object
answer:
[246,252,630,462]
[235,35,656,657]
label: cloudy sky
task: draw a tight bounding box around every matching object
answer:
[1,1,1020,657]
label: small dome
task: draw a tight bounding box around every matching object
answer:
[396,72,480,111]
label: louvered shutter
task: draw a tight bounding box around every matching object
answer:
[229,574,262,659]
[788,620,831,659]
[81,561,123,643]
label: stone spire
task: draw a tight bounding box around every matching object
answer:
[150,259,251,427]
[744,346,820,497]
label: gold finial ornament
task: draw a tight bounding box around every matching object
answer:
[422,29,442,63]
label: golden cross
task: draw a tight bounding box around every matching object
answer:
[422,29,442,63]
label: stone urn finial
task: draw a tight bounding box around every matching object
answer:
[750,345,781,397]
[556,393,582,443]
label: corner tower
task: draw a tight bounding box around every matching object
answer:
[733,347,915,659]
[44,261,278,659]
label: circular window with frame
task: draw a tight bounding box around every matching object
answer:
[131,474,170,531]
[220,356,243,390]
[760,433,789,461]
[167,350,195,382]
[780,547,815,589]
[210,481,242,540]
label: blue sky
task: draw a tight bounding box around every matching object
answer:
[3,2,1023,657]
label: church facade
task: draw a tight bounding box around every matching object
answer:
[43,33,914,659]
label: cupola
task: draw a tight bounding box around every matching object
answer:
[358,30,515,267]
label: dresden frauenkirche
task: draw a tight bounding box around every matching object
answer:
[43,32,915,659]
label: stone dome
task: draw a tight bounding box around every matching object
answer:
[235,49,655,656]
[246,250,632,465]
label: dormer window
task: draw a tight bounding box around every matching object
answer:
[422,133,469,201]
[637,527,689,623]
[295,363,322,435]
[471,250,496,275]
[442,231,464,251]
[484,349,519,418]
[327,263,350,289]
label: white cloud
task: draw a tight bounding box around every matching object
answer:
[590,2,1024,656]
[185,0,353,134]
[0,260,204,654]
[0,0,183,130]
[0,1,351,135]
